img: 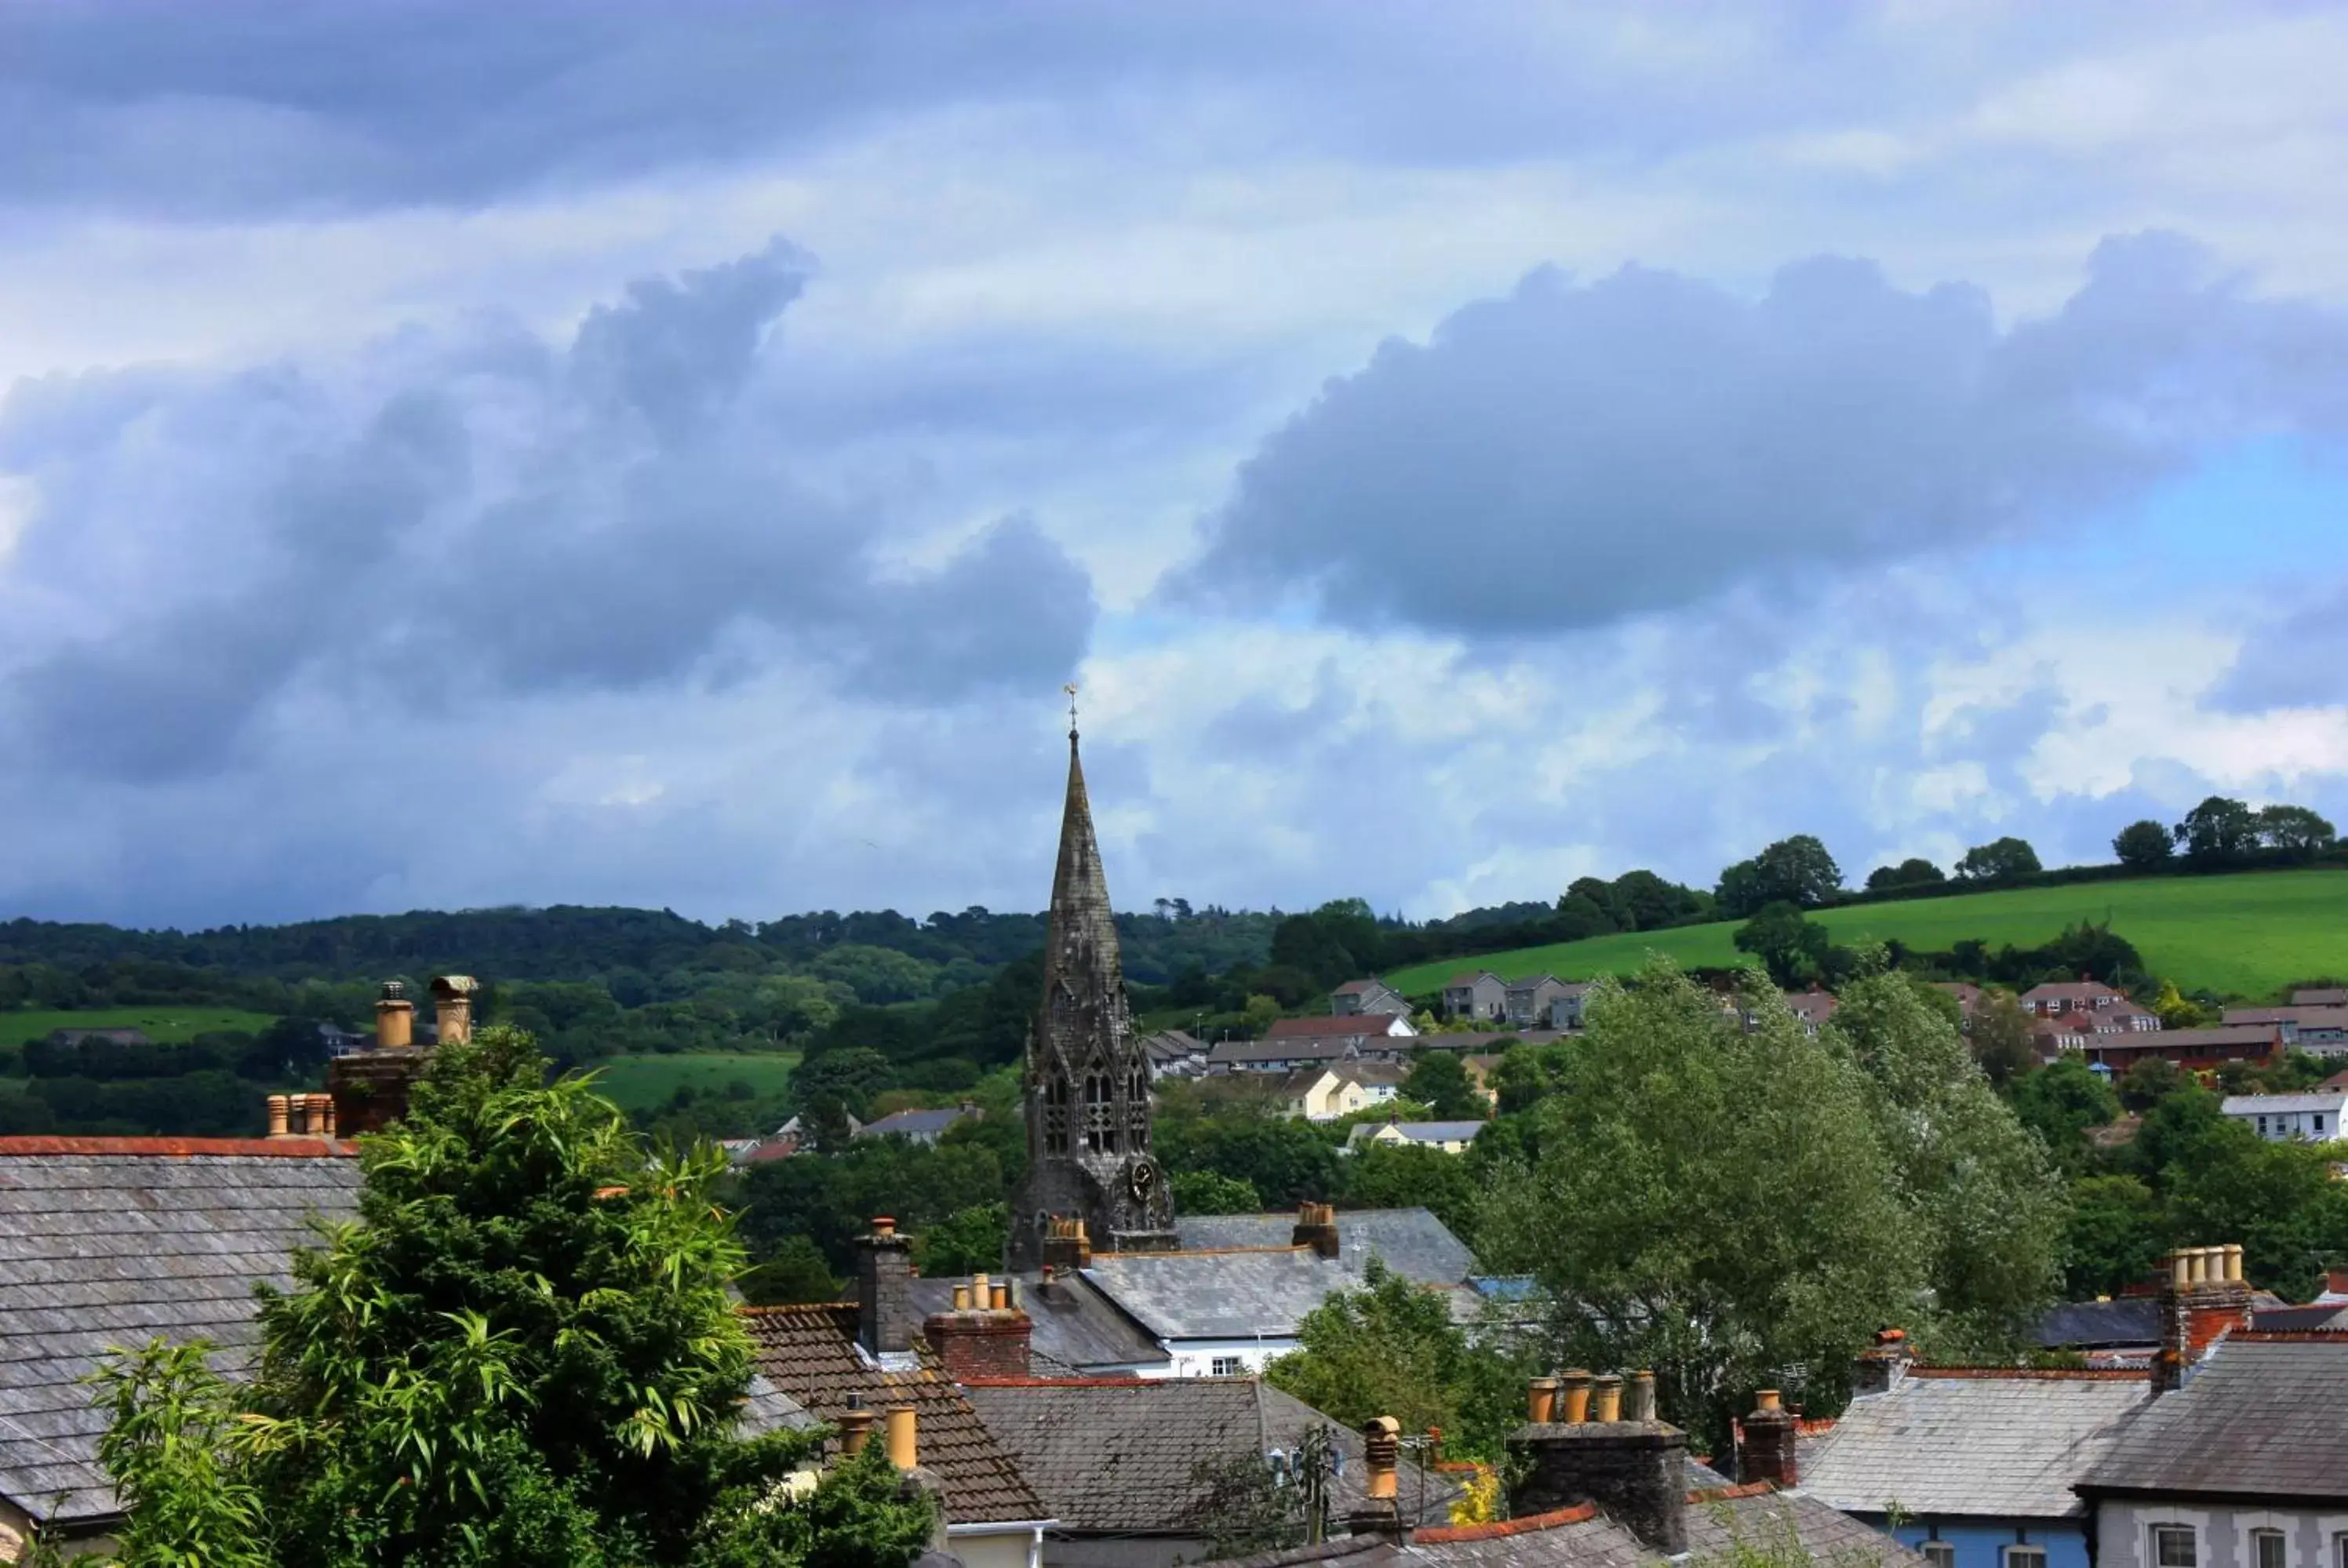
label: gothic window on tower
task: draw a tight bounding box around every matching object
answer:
[1043,1075,1071,1155]
[1127,1070,1150,1148]
[1084,1071,1118,1153]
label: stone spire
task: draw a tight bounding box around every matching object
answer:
[1007,720,1178,1270]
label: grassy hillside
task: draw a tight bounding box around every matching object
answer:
[1385,870,2348,1000]
[581,1051,800,1112]
[0,1006,282,1050]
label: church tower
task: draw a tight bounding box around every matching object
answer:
[1007,721,1178,1271]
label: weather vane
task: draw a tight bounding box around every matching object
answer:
[1063,682,1079,737]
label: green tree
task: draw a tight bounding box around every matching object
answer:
[2060,1174,2166,1297]
[90,1025,934,1566]
[1968,991,2039,1089]
[1954,837,2042,886]
[1865,858,1945,891]
[1401,1050,1485,1119]
[2112,819,2175,872]
[2116,1057,2186,1113]
[787,1048,897,1119]
[1716,836,1843,918]
[2009,1054,2121,1169]
[1338,1141,1479,1239]
[2255,803,2338,858]
[1731,902,1832,988]
[1487,1042,1558,1116]
[736,1237,842,1307]
[1265,1258,1530,1461]
[2174,796,2258,865]
[1170,1170,1262,1215]
[1240,994,1282,1035]
[1476,962,1920,1448]
[914,1203,1009,1276]
[1159,1115,1340,1210]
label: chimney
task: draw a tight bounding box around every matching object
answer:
[2155,1244,2252,1394]
[1345,1417,1409,1542]
[885,1405,919,1471]
[924,1274,1033,1381]
[1560,1368,1593,1424]
[329,980,435,1134]
[857,1218,918,1356]
[267,1095,290,1138]
[1292,1201,1341,1260]
[374,980,414,1050]
[1737,1390,1799,1488]
[1853,1328,1913,1396]
[429,975,477,1046]
[837,1398,875,1457]
[1509,1371,1687,1554]
[1042,1215,1093,1271]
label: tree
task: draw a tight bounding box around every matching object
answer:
[1265,1258,1530,1462]
[1476,963,1921,1449]
[1401,1050,1485,1119]
[1170,1170,1261,1215]
[2255,804,2338,859]
[2173,796,2259,865]
[1953,837,2042,886]
[913,1203,1008,1276]
[2061,1176,2165,1298]
[2116,1057,2186,1113]
[1240,994,1282,1035]
[2112,819,2174,872]
[2009,1054,2120,1170]
[1865,859,1944,892]
[1731,902,1832,988]
[1338,1141,1478,1240]
[1159,1115,1339,1210]
[1609,871,1704,932]
[90,1025,935,1566]
[1716,836,1843,918]
[1967,991,2039,1089]
[1487,1042,1558,1117]
[736,1237,840,1307]
[786,1048,897,1119]
[1269,914,1359,988]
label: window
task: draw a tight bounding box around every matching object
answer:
[1210,1356,1244,1377]
[1921,1544,1957,1568]
[2154,1526,2197,1568]
[2005,1548,2047,1568]
[2333,1533,2348,1568]
[2253,1531,2286,1568]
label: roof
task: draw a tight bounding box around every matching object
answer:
[1503,975,1564,995]
[1443,971,1502,990]
[2085,1026,2278,1053]
[2294,988,2348,1006]
[1210,1036,1361,1066]
[1801,1368,2151,1521]
[1334,1061,1412,1088]
[2078,1333,2348,1501]
[1267,1015,1411,1041]
[2226,1006,2348,1028]
[1083,1248,1360,1341]
[2021,982,2124,1004]
[1333,979,1394,997]
[2037,1297,2163,1349]
[1349,1120,1486,1145]
[857,1106,970,1137]
[1688,1486,1930,1566]
[960,1377,1459,1535]
[741,1303,1047,1525]
[1782,992,1840,1021]
[910,1272,1164,1373]
[1174,1209,1476,1286]
[0,1139,362,1529]
[1140,1029,1205,1060]
[2222,1092,2348,1115]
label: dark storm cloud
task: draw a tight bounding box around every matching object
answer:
[1167,234,2348,638]
[0,235,1095,781]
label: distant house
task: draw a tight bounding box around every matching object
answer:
[2021,980,2130,1017]
[1137,1028,1207,1079]
[1935,982,1986,1031]
[854,1104,974,1146]
[2292,987,2348,1006]
[2219,1090,2348,1143]
[42,1026,150,1048]
[1503,973,1571,1028]
[1548,980,1596,1030]
[1440,970,1509,1021]
[1784,991,1841,1036]
[1206,1034,1359,1075]
[1285,1061,1409,1122]
[316,1023,370,1058]
[1330,977,1411,1017]
[2222,1006,2348,1051]
[1208,1012,1416,1075]
[2077,1026,2281,1072]
[1346,1118,1484,1155]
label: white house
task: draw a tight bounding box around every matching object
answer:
[2219,1091,2348,1144]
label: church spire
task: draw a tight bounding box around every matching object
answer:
[1043,724,1123,1000]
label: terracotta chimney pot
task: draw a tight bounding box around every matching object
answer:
[837,1403,874,1457]
[1527,1377,1559,1423]
[1560,1369,1593,1424]
[885,1406,918,1471]
[266,1095,289,1138]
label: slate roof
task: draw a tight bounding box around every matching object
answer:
[1801,1369,2151,1521]
[908,1272,1165,1373]
[1268,1015,1414,1041]
[2221,1092,2348,1116]
[2294,988,2348,1006]
[856,1106,970,1139]
[741,1303,1049,1524]
[1687,1487,1929,1566]
[2226,1006,2348,1030]
[2087,1026,2278,1055]
[1174,1208,1476,1286]
[2077,1333,2348,1501]
[2036,1297,2162,1350]
[0,1139,362,1530]
[961,1376,1460,1536]
[1211,1036,1361,1067]
[1084,1247,1355,1341]
[1349,1120,1487,1147]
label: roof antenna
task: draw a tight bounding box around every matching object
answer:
[1064,682,1079,741]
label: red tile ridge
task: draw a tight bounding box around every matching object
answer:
[1415,1501,1598,1542]
[738,1301,857,1315]
[957,1375,1181,1388]
[0,1135,357,1158]
[1689,1481,1776,1503]
[2234,1330,2348,1343]
[1908,1366,2146,1381]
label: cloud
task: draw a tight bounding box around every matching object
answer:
[2211,584,2348,711]
[0,236,1095,784]
[1166,233,2348,637]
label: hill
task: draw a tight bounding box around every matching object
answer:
[1383,870,2348,1000]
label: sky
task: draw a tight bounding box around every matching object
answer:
[5,0,2348,930]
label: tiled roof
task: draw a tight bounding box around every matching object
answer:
[1689,1487,1928,1566]
[1503,975,1564,995]
[908,1272,1164,1372]
[2036,1297,2162,1349]
[740,1303,1047,1525]
[961,1377,1459,1535]
[1210,1036,1361,1065]
[0,1140,362,1529]
[1268,1016,1412,1041]
[2087,1026,2279,1053]
[1174,1209,1476,1286]
[2221,1092,2348,1115]
[2021,982,2124,1005]
[1801,1368,2150,1520]
[1084,1248,1354,1341]
[1443,972,1502,990]
[2294,988,2348,1006]
[2226,1006,2348,1028]
[1349,1120,1487,1146]
[2078,1333,2348,1501]
[856,1107,970,1137]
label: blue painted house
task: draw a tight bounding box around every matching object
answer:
[1801,1348,2151,1568]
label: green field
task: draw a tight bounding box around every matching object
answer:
[0,1006,282,1050]
[1385,871,2348,1000]
[581,1052,801,1111]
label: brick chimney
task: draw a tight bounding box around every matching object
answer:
[2155,1244,2252,1394]
[430,975,477,1046]
[924,1272,1032,1381]
[857,1217,918,1355]
[1736,1390,1799,1488]
[1509,1369,1687,1554]
[327,980,433,1135]
[1852,1328,1914,1396]
[1292,1201,1341,1260]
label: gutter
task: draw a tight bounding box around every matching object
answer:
[945,1517,1061,1568]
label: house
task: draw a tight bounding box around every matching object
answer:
[1207,1033,1360,1075]
[1346,1118,1485,1155]
[1287,1061,1409,1122]
[41,1026,150,1048]
[961,1377,1458,1567]
[1440,970,1509,1022]
[856,1104,975,1145]
[1784,991,1841,1036]
[1503,974,1572,1028]
[2022,981,2132,1018]
[1173,1207,1476,1286]
[1209,1013,1414,1074]
[1935,982,1987,1031]
[2219,1090,2348,1143]
[1800,1333,2152,1568]
[2073,1332,2348,1568]
[1331,977,1413,1018]
[1138,1029,1208,1079]
[317,1022,370,1057]
[741,1224,1056,1568]
[1548,980,1596,1030]
[2078,1027,2281,1072]
[2221,1006,2348,1051]
[2292,987,2348,1006]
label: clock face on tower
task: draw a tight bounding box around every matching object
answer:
[1127,1157,1159,1204]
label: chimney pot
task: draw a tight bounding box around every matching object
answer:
[1755,1389,1782,1413]
[1363,1416,1400,1501]
[885,1405,918,1471]
[837,1403,875,1457]
[872,1216,897,1238]
[1560,1369,1593,1424]
[989,1282,1010,1311]
[952,1283,972,1311]
[429,975,476,1047]
[2223,1243,2244,1283]
[1592,1373,1623,1424]
[1527,1377,1559,1424]
[374,981,414,1050]
[266,1095,290,1138]
[1628,1370,1658,1424]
